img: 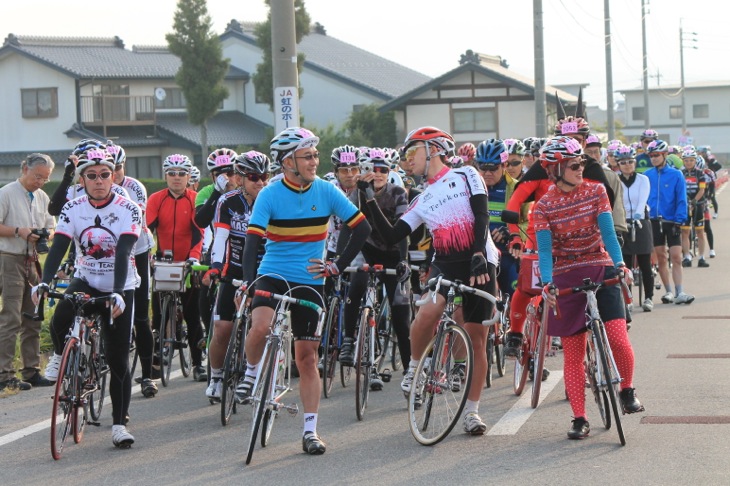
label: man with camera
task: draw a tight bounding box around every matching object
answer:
[0,153,56,392]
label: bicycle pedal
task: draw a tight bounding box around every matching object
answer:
[285,403,299,415]
[380,368,392,383]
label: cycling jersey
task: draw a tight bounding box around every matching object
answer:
[147,188,203,261]
[118,176,154,253]
[349,182,408,252]
[681,167,708,202]
[55,194,142,292]
[248,177,365,284]
[211,189,261,277]
[645,164,688,224]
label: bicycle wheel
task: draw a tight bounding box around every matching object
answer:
[340,362,352,388]
[408,323,473,446]
[593,320,626,446]
[262,343,286,447]
[355,310,371,421]
[221,317,243,426]
[530,309,549,409]
[159,294,174,387]
[375,300,394,372]
[495,325,505,377]
[129,327,138,377]
[322,296,340,398]
[51,338,78,460]
[89,328,108,422]
[245,342,275,465]
[73,347,86,444]
[178,315,192,378]
[585,338,610,429]
[513,307,534,396]
[485,330,494,388]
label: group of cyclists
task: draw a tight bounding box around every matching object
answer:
[28,104,724,454]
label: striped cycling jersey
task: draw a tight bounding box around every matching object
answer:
[248,176,365,284]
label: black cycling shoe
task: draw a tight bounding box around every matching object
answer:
[504,332,523,358]
[302,432,326,455]
[141,378,158,398]
[339,337,355,367]
[619,387,645,414]
[567,417,590,439]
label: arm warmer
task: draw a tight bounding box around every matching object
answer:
[41,234,72,284]
[113,234,138,294]
[469,193,489,253]
[210,226,229,271]
[597,212,625,266]
[535,229,554,284]
[194,190,222,228]
[242,233,262,284]
[364,199,412,246]
[335,219,371,271]
[47,168,74,216]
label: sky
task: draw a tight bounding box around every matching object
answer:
[3,0,727,110]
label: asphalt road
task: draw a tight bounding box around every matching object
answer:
[2,189,729,485]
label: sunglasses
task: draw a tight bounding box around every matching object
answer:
[477,164,501,172]
[641,139,652,143]
[166,170,189,177]
[506,160,523,167]
[405,144,426,160]
[566,161,586,171]
[244,173,268,182]
[83,171,113,180]
[649,153,664,158]
[372,167,390,174]
[294,152,320,162]
[212,169,233,177]
[618,159,635,165]
[337,166,360,174]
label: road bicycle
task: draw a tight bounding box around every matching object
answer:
[408,275,501,446]
[243,283,325,466]
[343,264,397,421]
[220,278,251,425]
[555,275,632,446]
[320,273,350,397]
[30,291,112,460]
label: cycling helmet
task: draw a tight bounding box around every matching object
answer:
[402,126,454,153]
[234,150,270,175]
[76,148,115,175]
[530,138,548,157]
[503,138,526,156]
[402,175,416,189]
[105,140,126,166]
[606,139,622,152]
[386,147,401,168]
[696,155,706,169]
[681,146,698,159]
[585,135,602,147]
[270,127,319,165]
[668,145,683,155]
[640,129,659,141]
[189,166,201,184]
[388,170,404,187]
[359,147,390,169]
[698,145,711,154]
[162,154,193,172]
[554,89,590,137]
[443,138,456,158]
[448,155,465,168]
[646,140,669,154]
[614,145,636,161]
[322,172,337,182]
[630,141,641,150]
[206,148,237,172]
[457,143,476,162]
[540,136,584,166]
[475,139,508,165]
[331,145,361,168]
[72,139,105,158]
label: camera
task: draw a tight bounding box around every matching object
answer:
[31,228,50,254]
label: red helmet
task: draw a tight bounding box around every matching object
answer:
[403,126,454,153]
[457,143,476,162]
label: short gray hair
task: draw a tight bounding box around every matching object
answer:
[21,153,55,172]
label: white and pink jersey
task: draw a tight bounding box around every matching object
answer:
[119,176,154,253]
[56,194,142,292]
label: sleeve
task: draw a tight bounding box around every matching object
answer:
[48,171,74,216]
[675,174,688,223]
[636,175,651,219]
[242,232,262,284]
[41,234,72,284]
[469,193,489,254]
[247,189,273,239]
[535,229,554,284]
[506,179,540,236]
[146,192,160,232]
[113,234,137,294]
[598,212,624,266]
[195,189,222,228]
[210,198,230,270]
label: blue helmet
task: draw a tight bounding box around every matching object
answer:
[475,139,507,165]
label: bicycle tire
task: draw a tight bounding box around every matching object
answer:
[585,337,610,429]
[486,331,494,388]
[221,317,243,426]
[355,310,371,421]
[179,317,192,378]
[245,343,275,465]
[408,323,473,446]
[495,327,505,377]
[73,344,86,444]
[340,362,352,388]
[159,294,174,387]
[530,307,549,409]
[497,296,510,378]
[89,326,107,422]
[51,338,77,460]
[375,300,394,372]
[322,295,340,398]
[129,327,138,377]
[594,320,626,445]
[262,342,286,447]
[513,306,534,396]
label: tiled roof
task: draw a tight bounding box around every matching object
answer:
[0,34,248,80]
[0,150,69,167]
[156,111,271,148]
[64,124,170,148]
[222,21,431,99]
[619,80,730,93]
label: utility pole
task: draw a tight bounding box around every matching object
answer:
[641,0,650,128]
[604,0,615,140]
[679,19,698,138]
[533,0,547,136]
[270,0,300,132]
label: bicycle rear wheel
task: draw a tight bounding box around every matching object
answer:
[530,309,549,408]
[159,294,174,387]
[585,338,610,429]
[179,317,192,378]
[513,309,534,395]
[355,310,371,421]
[221,317,244,426]
[594,320,626,445]
[408,323,473,446]
[51,338,78,460]
[322,296,340,398]
[89,330,108,422]
[245,343,275,465]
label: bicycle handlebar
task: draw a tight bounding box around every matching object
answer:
[253,289,323,313]
[554,275,632,304]
[343,264,397,276]
[414,275,502,326]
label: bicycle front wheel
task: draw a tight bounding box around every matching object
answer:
[322,296,340,398]
[513,312,533,396]
[594,320,626,445]
[89,330,108,422]
[530,312,549,409]
[486,330,494,388]
[51,338,78,460]
[72,346,86,444]
[409,323,473,446]
[262,344,286,447]
[585,338,610,429]
[159,294,175,387]
[355,310,371,421]
[245,343,275,465]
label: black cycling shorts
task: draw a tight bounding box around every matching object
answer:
[251,276,325,342]
[428,260,497,324]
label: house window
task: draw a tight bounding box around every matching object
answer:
[21,88,58,118]
[154,88,187,109]
[453,108,496,133]
[126,156,162,179]
[693,104,709,118]
[669,106,683,119]
[631,106,644,121]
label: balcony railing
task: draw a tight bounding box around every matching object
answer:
[80,95,156,136]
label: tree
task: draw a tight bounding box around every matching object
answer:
[166,0,229,163]
[346,105,397,148]
[252,0,311,111]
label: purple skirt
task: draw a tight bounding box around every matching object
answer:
[547,266,606,337]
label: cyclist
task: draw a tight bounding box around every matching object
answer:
[457,142,477,167]
[204,151,269,400]
[503,138,526,181]
[532,136,644,440]
[189,166,201,191]
[362,126,498,436]
[106,141,158,398]
[325,145,361,260]
[634,129,658,174]
[699,146,720,219]
[645,140,694,304]
[241,127,371,455]
[697,156,717,257]
[33,148,141,448]
[616,145,654,311]
[680,146,710,268]
[147,155,207,381]
[337,148,412,388]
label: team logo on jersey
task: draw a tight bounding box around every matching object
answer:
[311,205,316,211]
[78,215,117,260]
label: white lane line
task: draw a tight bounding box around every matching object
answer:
[0,369,183,448]
[487,370,563,436]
